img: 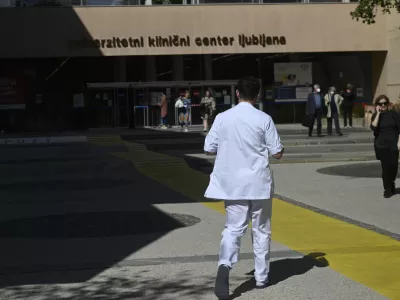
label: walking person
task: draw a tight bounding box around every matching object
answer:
[200,90,216,132]
[157,93,168,129]
[306,84,324,137]
[324,86,343,136]
[175,90,191,132]
[203,76,284,300]
[370,95,400,198]
[341,84,356,128]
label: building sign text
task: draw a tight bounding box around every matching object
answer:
[69,34,287,49]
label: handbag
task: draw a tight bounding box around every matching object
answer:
[174,98,183,108]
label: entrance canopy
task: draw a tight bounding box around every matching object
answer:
[86,80,238,89]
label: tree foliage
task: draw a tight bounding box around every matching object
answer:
[351,0,400,24]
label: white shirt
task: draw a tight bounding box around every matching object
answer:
[204,102,283,200]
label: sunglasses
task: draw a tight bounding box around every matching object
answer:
[378,102,388,106]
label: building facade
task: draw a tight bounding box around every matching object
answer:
[0,1,398,131]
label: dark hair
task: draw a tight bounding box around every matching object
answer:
[374,95,390,106]
[237,76,260,101]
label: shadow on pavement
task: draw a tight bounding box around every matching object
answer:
[0,141,203,288]
[0,271,215,300]
[317,162,400,179]
[231,252,329,299]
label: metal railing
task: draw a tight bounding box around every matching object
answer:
[134,105,149,127]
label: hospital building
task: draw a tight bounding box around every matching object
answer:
[0,0,399,131]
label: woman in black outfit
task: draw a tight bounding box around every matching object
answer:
[370,95,400,198]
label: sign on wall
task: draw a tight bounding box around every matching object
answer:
[274,62,312,87]
[0,5,388,58]
[274,62,312,102]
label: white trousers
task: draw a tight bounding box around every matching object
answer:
[218,199,272,283]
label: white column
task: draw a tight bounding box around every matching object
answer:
[145,0,152,5]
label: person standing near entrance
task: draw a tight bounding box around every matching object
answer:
[324,86,343,136]
[341,84,356,128]
[200,90,216,132]
[175,90,191,132]
[158,93,168,129]
[306,84,323,137]
[203,76,284,300]
[370,95,400,198]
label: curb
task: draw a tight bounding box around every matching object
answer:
[270,157,375,164]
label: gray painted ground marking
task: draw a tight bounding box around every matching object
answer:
[117,249,301,267]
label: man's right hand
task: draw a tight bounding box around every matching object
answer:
[272,148,284,160]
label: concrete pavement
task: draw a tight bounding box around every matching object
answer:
[0,129,398,299]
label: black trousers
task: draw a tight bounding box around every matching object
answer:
[327,112,341,135]
[309,109,322,136]
[376,148,399,191]
[343,105,353,127]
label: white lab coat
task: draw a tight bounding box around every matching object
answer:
[204,102,283,200]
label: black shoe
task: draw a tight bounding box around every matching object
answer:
[214,265,230,300]
[338,133,343,136]
[384,190,393,198]
[391,184,396,195]
[255,279,270,289]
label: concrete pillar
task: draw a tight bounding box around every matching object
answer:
[145,56,157,82]
[204,55,213,80]
[113,57,127,82]
[145,0,152,5]
[371,51,387,101]
[172,55,184,81]
[385,13,400,103]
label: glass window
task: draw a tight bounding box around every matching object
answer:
[149,0,184,4]
[199,0,255,3]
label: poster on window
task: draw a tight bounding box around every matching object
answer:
[274,63,312,87]
[0,76,26,109]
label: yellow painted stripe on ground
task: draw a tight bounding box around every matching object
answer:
[202,200,400,300]
[94,139,400,299]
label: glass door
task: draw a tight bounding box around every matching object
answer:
[188,86,203,125]
[133,87,148,128]
[86,88,114,128]
[114,88,129,128]
[146,87,168,127]
[209,85,234,115]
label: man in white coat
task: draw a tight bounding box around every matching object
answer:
[204,76,284,300]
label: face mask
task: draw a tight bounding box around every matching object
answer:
[316,88,321,93]
[330,91,335,94]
